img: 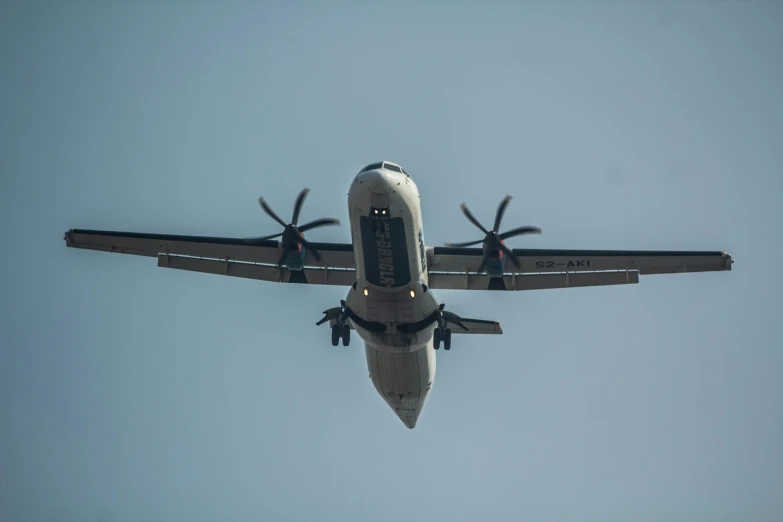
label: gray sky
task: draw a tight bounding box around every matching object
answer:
[1,1,781,521]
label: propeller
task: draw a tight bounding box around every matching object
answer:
[247,188,340,263]
[445,195,541,273]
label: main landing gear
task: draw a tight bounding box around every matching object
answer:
[433,327,452,351]
[331,324,351,346]
[317,301,352,347]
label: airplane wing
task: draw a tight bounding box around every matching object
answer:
[64,229,355,285]
[426,247,733,291]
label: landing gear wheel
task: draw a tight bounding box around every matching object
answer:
[433,328,441,350]
[444,328,452,351]
[331,325,340,346]
[341,325,351,346]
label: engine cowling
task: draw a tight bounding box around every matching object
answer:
[483,240,506,278]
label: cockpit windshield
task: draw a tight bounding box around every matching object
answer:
[359,162,383,173]
[358,161,409,176]
[383,163,402,173]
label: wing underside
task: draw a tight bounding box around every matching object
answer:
[426,247,732,291]
[65,230,732,292]
[65,229,356,286]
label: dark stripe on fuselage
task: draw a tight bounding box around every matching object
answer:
[360,216,411,288]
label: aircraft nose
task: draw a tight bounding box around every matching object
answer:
[358,170,394,193]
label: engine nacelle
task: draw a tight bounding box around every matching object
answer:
[282,238,306,270]
[483,240,507,278]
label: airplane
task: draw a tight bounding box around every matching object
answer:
[64,161,734,429]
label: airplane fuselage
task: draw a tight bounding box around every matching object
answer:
[343,165,437,428]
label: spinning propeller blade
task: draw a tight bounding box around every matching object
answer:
[445,195,541,272]
[250,188,341,264]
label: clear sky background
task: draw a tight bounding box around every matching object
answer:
[1,1,781,521]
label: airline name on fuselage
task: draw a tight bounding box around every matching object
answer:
[376,219,395,287]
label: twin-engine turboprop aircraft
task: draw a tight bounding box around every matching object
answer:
[64,161,733,428]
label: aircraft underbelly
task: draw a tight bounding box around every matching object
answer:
[345,167,437,352]
[365,341,436,429]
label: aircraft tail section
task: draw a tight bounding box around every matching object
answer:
[365,342,435,429]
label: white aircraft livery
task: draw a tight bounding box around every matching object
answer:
[64,161,734,428]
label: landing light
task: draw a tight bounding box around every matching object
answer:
[363,288,369,296]
[409,289,415,298]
